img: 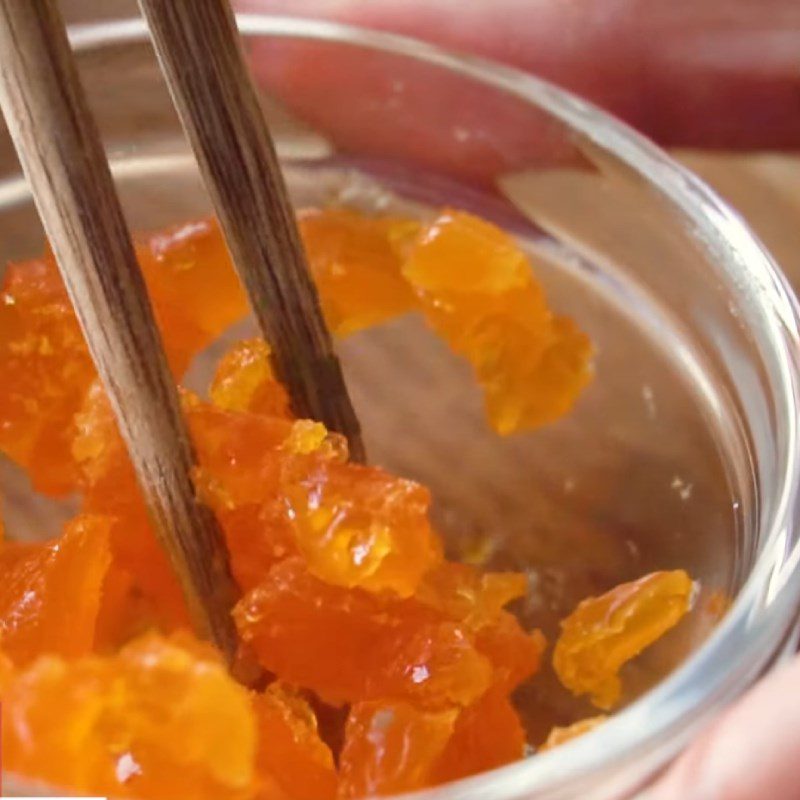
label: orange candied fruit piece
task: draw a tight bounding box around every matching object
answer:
[283,458,441,598]
[339,690,528,796]
[254,683,338,800]
[73,382,193,633]
[235,555,544,712]
[416,562,547,692]
[2,635,337,800]
[539,715,607,751]
[136,218,249,373]
[235,557,492,709]
[339,701,458,798]
[404,210,530,295]
[191,398,439,597]
[402,210,594,434]
[476,610,547,693]
[0,255,96,495]
[416,561,528,627]
[1,634,256,800]
[298,208,419,336]
[187,398,296,510]
[209,338,291,420]
[553,570,694,709]
[431,688,527,784]
[298,206,594,434]
[0,514,110,665]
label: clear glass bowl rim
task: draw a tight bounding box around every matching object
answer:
[6,13,800,800]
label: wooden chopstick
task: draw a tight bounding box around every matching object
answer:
[0,0,243,666]
[137,0,366,463]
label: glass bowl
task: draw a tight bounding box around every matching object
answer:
[1,14,799,800]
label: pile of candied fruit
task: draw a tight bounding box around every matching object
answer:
[0,207,694,798]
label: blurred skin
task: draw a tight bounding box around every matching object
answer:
[239,0,800,152]
[237,2,799,797]
[645,656,800,800]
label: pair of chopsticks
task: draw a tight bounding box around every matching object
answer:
[0,0,363,675]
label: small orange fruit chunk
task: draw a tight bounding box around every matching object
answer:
[403,210,594,433]
[476,610,547,692]
[137,218,249,373]
[299,208,418,336]
[404,210,530,295]
[283,459,441,597]
[1,634,256,800]
[297,207,593,434]
[254,683,338,800]
[193,399,437,596]
[73,382,192,632]
[191,399,439,597]
[235,558,492,708]
[0,514,111,664]
[553,570,694,709]
[187,399,295,508]
[210,338,291,420]
[339,701,457,798]
[416,563,546,692]
[432,688,527,783]
[215,503,299,594]
[539,715,607,751]
[0,255,95,494]
[416,561,528,627]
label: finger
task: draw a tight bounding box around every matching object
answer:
[238,0,800,151]
[646,654,800,800]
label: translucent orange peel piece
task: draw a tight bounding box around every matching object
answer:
[0,255,95,494]
[1,634,257,799]
[235,558,492,709]
[403,211,594,434]
[432,688,527,783]
[210,338,291,420]
[254,683,338,800]
[298,207,593,434]
[339,701,458,798]
[298,208,419,336]
[553,570,694,709]
[282,459,441,597]
[0,514,111,665]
